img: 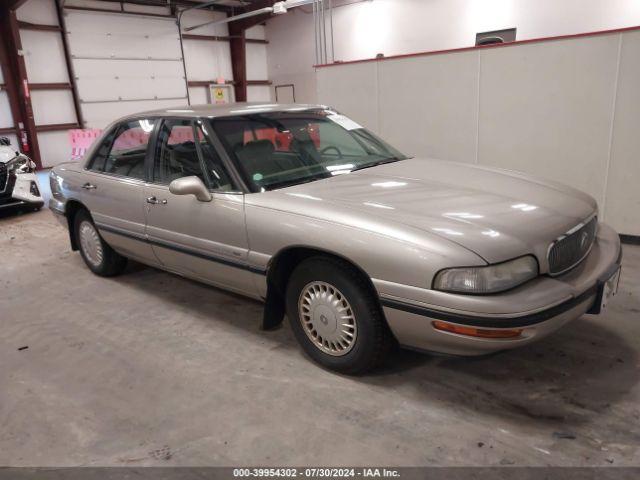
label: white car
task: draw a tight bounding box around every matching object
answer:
[0,137,44,211]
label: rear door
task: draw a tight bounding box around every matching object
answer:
[143,118,256,297]
[79,118,157,264]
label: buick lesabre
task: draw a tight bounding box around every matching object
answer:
[49,104,622,373]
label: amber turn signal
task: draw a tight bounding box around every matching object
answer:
[432,320,523,339]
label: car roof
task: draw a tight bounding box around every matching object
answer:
[124,102,332,121]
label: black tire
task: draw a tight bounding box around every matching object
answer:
[285,256,393,374]
[74,209,127,276]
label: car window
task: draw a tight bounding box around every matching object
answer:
[153,119,234,191]
[88,119,155,180]
[210,111,407,191]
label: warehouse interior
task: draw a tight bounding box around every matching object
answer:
[1,0,640,471]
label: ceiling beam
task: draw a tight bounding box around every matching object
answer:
[232,0,277,30]
[95,0,240,14]
[63,5,177,19]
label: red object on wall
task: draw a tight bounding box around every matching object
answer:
[20,130,29,152]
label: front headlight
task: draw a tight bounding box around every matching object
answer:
[7,155,35,174]
[433,255,539,294]
[50,169,64,197]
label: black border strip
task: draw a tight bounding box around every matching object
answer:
[382,248,623,328]
[2,467,640,480]
[96,223,267,275]
[620,234,640,245]
[379,285,599,328]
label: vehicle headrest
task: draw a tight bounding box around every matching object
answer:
[239,139,275,158]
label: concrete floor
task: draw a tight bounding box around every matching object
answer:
[1,207,639,467]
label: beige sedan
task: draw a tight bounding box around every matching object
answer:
[49,103,622,373]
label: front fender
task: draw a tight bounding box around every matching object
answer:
[245,203,485,298]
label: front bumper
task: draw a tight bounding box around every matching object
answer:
[375,223,622,356]
[0,172,43,209]
[49,198,68,227]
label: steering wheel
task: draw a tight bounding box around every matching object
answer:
[320,145,343,159]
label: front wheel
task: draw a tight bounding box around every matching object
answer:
[286,256,393,374]
[74,210,127,276]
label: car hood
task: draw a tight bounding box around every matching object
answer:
[0,145,18,164]
[279,158,597,264]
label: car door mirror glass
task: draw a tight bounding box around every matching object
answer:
[168,176,213,202]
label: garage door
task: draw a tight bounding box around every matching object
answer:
[64,9,188,129]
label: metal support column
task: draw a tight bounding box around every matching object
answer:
[228,21,247,102]
[0,7,41,168]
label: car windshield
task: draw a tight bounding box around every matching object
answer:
[208,110,409,191]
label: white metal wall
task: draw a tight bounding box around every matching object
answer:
[0,68,18,149]
[17,0,77,168]
[266,0,640,104]
[246,25,271,102]
[316,30,640,236]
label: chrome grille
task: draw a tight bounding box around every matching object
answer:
[548,216,597,275]
[0,163,8,194]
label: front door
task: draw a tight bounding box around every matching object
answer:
[143,118,255,297]
[80,118,157,264]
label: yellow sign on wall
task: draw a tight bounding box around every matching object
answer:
[208,84,233,104]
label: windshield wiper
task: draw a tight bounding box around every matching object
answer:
[350,157,405,172]
[265,172,332,191]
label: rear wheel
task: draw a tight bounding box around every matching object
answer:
[74,210,127,276]
[286,256,393,374]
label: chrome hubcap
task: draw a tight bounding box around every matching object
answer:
[79,221,103,267]
[298,281,357,356]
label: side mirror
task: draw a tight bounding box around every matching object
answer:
[168,176,212,202]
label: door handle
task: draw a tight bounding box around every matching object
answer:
[82,182,97,190]
[146,196,167,205]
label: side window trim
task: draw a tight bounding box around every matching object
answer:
[193,119,241,193]
[192,121,216,190]
[202,119,251,193]
[145,117,162,183]
[149,117,199,187]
